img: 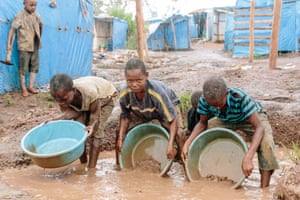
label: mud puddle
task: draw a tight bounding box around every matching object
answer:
[0,149,292,200]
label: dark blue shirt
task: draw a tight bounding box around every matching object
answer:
[119,80,180,122]
[197,87,262,123]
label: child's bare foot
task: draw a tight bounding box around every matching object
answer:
[21,89,29,97]
[28,87,38,94]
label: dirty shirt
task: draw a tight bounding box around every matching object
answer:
[119,80,180,122]
[71,76,117,112]
[12,10,42,52]
[198,87,263,124]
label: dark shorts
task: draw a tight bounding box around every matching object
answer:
[18,50,39,75]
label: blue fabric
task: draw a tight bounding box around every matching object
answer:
[0,0,94,94]
[225,0,300,57]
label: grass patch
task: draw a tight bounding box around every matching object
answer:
[283,141,300,164]
[3,93,15,106]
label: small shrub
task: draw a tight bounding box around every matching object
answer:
[179,93,191,114]
[36,92,54,102]
[3,93,14,106]
[283,141,300,164]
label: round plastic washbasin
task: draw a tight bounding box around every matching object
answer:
[21,120,88,168]
[184,128,248,189]
[119,123,173,176]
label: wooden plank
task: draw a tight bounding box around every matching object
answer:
[235,13,273,18]
[234,26,272,30]
[249,0,255,63]
[236,7,273,12]
[269,0,282,68]
[234,35,271,39]
[234,43,270,46]
[234,20,273,25]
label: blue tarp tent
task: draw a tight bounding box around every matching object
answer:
[147,14,191,51]
[224,0,300,57]
[94,16,128,51]
[0,0,94,94]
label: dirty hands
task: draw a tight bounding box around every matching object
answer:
[181,143,189,162]
[167,145,177,161]
[84,125,95,137]
[242,155,254,177]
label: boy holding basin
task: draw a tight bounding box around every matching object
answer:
[49,74,118,168]
[116,58,184,166]
[181,76,279,188]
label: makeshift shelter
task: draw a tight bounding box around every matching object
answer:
[212,7,235,42]
[147,14,191,51]
[0,0,94,94]
[225,0,300,58]
[93,15,128,51]
[189,7,234,42]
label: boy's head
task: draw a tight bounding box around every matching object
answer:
[24,0,37,13]
[203,76,228,110]
[50,73,75,107]
[190,90,202,109]
[124,59,148,93]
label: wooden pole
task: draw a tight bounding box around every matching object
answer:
[170,19,177,50]
[249,0,255,63]
[135,0,144,60]
[269,0,282,69]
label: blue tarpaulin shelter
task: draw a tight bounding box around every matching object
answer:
[224,0,300,57]
[0,0,94,94]
[94,16,128,51]
[147,14,191,51]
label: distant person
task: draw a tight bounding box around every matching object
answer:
[116,58,184,166]
[49,74,118,168]
[6,0,43,97]
[181,76,279,188]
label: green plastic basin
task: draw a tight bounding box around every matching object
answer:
[184,127,248,189]
[119,123,173,175]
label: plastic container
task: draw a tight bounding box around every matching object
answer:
[21,120,88,168]
[184,127,248,189]
[119,123,173,176]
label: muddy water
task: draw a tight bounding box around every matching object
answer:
[0,149,291,200]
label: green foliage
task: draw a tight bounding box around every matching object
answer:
[283,141,300,164]
[3,93,14,106]
[179,93,191,114]
[36,92,54,102]
[107,5,137,49]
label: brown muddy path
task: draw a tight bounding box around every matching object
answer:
[0,41,299,199]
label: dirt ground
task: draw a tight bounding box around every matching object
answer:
[0,41,299,198]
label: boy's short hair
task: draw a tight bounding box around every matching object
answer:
[50,73,73,93]
[125,58,147,75]
[203,76,227,100]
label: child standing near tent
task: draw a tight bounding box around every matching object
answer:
[49,74,118,169]
[5,0,43,97]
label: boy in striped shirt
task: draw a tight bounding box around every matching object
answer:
[182,76,279,188]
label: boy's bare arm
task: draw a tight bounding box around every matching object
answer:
[85,99,101,137]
